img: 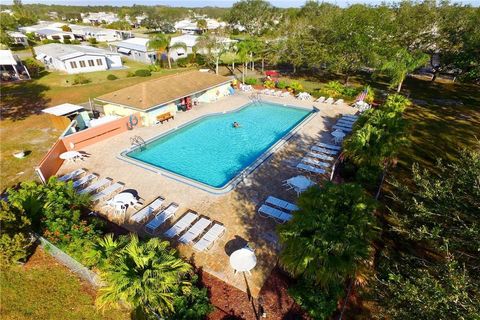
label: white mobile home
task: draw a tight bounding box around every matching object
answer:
[113,38,156,64]
[8,31,29,47]
[35,44,122,74]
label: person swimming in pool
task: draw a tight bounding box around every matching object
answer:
[233,121,240,128]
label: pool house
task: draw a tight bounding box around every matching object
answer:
[95,71,233,126]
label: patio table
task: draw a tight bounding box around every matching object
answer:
[59,151,82,163]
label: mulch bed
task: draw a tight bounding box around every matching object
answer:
[202,267,308,320]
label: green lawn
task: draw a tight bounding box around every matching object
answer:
[0,247,129,320]
[0,63,193,191]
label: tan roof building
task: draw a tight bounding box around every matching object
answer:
[96,70,231,111]
[96,70,233,126]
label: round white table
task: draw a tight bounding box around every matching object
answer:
[60,151,82,162]
[112,192,135,205]
[229,248,257,274]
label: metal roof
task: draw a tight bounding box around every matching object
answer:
[115,37,150,52]
[0,50,17,65]
[42,103,84,116]
[35,44,119,61]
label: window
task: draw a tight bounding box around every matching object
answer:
[69,61,77,69]
[88,60,94,67]
[96,58,103,66]
[79,61,86,68]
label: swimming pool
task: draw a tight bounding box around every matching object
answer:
[124,102,313,192]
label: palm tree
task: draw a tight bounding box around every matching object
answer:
[381,48,430,92]
[86,234,128,270]
[148,34,170,68]
[96,234,192,319]
[278,183,377,287]
[196,19,208,34]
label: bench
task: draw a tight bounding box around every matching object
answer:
[156,112,174,124]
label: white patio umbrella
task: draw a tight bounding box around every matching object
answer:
[229,247,257,275]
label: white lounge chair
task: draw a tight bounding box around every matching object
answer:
[258,204,292,222]
[193,223,226,252]
[302,157,331,169]
[315,96,326,103]
[78,178,111,195]
[333,125,353,132]
[335,99,344,105]
[179,217,212,244]
[306,151,335,161]
[164,211,198,238]
[311,146,339,155]
[265,196,299,211]
[73,173,97,189]
[58,168,86,182]
[325,97,334,104]
[91,182,124,203]
[281,91,291,97]
[297,163,326,175]
[316,142,342,151]
[337,120,354,127]
[339,116,356,123]
[144,202,179,234]
[130,197,165,224]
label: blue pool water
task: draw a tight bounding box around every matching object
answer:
[126,102,311,189]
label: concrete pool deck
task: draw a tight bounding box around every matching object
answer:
[57,91,357,297]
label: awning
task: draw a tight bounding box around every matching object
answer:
[117,47,131,54]
[42,103,84,116]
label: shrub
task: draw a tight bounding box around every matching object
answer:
[148,64,161,72]
[195,54,206,66]
[276,80,289,89]
[244,77,258,85]
[289,278,344,319]
[175,57,189,68]
[88,37,97,45]
[23,57,43,78]
[264,79,275,88]
[135,69,151,77]
[322,80,344,98]
[289,80,303,93]
[71,39,81,45]
[63,39,71,44]
[126,71,135,77]
[72,74,91,85]
[0,200,32,265]
[41,39,61,44]
[342,86,359,98]
[106,74,118,81]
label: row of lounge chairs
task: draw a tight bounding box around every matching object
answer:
[58,169,225,252]
[295,142,341,175]
[332,115,357,133]
[315,97,344,105]
[58,169,125,203]
[258,196,299,223]
[260,89,291,97]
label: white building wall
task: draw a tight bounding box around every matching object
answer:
[63,55,108,74]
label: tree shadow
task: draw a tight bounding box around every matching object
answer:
[1,82,51,121]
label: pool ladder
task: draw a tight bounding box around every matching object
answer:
[130,135,146,151]
[249,93,261,104]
